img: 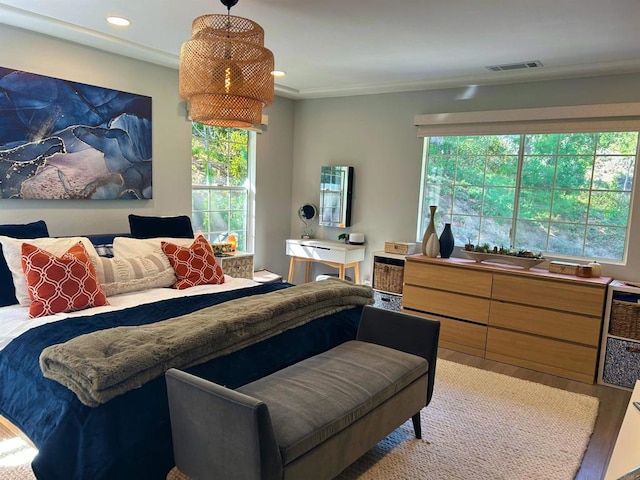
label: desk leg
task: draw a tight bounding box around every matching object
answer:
[305,262,311,283]
[337,265,344,280]
[287,257,296,283]
[353,262,360,284]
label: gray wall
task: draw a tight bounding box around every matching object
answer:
[291,75,640,283]
[0,24,295,277]
[3,23,640,283]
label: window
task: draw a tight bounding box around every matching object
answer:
[191,124,255,251]
[419,132,638,261]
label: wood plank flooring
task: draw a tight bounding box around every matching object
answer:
[438,347,631,480]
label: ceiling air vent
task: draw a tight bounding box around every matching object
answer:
[486,60,543,72]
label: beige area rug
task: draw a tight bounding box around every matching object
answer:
[0,432,36,480]
[2,359,599,480]
[336,359,600,480]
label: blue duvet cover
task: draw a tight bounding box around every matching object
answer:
[0,282,362,479]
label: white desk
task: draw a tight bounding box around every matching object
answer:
[605,380,640,479]
[285,239,365,283]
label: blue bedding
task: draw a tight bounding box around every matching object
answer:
[0,282,363,479]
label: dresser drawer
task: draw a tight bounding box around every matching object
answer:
[489,301,601,346]
[402,309,487,357]
[491,274,605,317]
[403,284,490,324]
[404,261,492,297]
[486,328,597,382]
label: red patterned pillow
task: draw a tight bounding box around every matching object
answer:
[161,235,225,289]
[21,241,108,319]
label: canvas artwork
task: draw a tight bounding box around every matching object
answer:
[0,67,152,200]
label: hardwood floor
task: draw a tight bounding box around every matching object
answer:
[438,347,631,480]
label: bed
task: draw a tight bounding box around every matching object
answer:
[0,228,371,479]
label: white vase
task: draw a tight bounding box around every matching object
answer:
[425,233,440,258]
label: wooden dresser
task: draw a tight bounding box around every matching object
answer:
[402,256,611,383]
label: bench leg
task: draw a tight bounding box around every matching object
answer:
[412,412,422,439]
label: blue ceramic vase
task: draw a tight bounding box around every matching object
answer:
[439,223,454,258]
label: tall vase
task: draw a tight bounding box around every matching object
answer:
[421,205,438,256]
[439,223,454,258]
[425,233,440,258]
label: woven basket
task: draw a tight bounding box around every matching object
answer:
[610,299,640,340]
[373,262,404,294]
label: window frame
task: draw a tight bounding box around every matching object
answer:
[191,126,256,253]
[417,132,639,262]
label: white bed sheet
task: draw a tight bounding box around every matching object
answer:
[0,275,259,352]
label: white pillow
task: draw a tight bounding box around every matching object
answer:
[97,253,176,297]
[112,236,196,258]
[0,236,103,306]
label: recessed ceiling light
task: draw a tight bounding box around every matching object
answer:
[106,16,131,27]
[271,70,286,78]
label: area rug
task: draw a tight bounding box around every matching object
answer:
[336,359,600,480]
[0,431,36,480]
[1,359,599,480]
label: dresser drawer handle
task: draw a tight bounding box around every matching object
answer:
[626,347,640,353]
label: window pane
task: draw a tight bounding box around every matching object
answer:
[210,211,229,232]
[192,211,210,234]
[428,136,457,156]
[551,190,589,223]
[487,135,520,155]
[458,136,487,156]
[453,186,483,215]
[585,225,626,259]
[455,157,485,185]
[192,189,208,211]
[485,156,517,187]
[521,156,555,187]
[426,156,455,183]
[597,132,638,155]
[451,215,481,247]
[555,156,593,189]
[548,223,585,256]
[588,191,631,226]
[478,216,511,248]
[518,189,552,221]
[514,220,548,251]
[211,190,230,210]
[593,155,635,191]
[525,134,559,155]
[482,187,515,218]
[558,133,595,155]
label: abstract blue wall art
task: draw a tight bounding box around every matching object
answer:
[0,67,152,199]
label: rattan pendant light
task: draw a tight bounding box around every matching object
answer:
[179,0,274,128]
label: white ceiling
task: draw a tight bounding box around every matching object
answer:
[1,0,640,100]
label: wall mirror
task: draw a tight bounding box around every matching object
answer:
[319,166,353,228]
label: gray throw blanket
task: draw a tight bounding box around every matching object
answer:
[40,279,374,407]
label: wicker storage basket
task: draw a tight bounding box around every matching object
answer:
[373,262,404,294]
[610,299,640,340]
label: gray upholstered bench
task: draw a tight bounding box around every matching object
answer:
[165,306,440,480]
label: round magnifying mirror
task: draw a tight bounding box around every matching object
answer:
[298,203,317,224]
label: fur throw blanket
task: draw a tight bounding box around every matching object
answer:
[40,279,374,407]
